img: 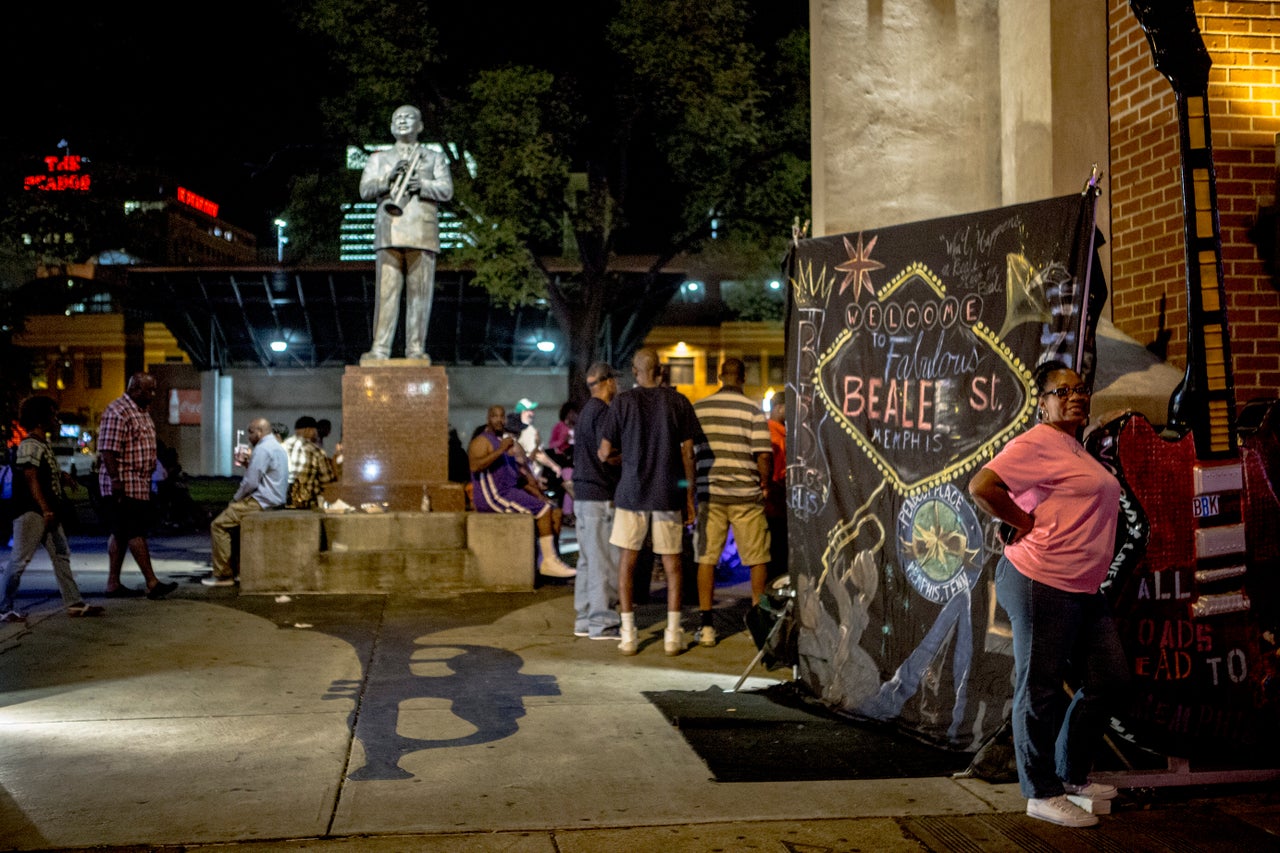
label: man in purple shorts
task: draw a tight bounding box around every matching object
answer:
[97,372,177,600]
[469,405,575,579]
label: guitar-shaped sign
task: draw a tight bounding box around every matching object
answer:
[1087,0,1277,760]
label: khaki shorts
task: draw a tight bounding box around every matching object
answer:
[694,502,771,567]
[609,508,685,555]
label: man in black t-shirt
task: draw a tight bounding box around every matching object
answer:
[570,362,624,641]
[598,349,698,656]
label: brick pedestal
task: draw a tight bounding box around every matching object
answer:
[337,363,457,511]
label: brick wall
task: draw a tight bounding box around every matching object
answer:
[1108,1,1280,404]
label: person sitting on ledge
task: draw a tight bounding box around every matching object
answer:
[204,417,288,587]
[283,416,336,509]
[469,405,575,579]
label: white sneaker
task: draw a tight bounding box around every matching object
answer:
[698,626,717,647]
[1026,794,1099,828]
[201,577,236,587]
[538,558,577,578]
[619,626,638,656]
[664,627,687,656]
[1063,781,1118,800]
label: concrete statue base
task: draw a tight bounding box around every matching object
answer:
[336,362,456,510]
[240,510,536,595]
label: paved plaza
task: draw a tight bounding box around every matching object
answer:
[1,533,1278,851]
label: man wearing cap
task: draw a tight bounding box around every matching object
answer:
[511,398,563,489]
[283,416,337,509]
[470,405,576,578]
[571,362,623,640]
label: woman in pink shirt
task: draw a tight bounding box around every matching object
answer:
[969,361,1129,829]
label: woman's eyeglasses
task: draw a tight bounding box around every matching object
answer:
[1043,385,1091,400]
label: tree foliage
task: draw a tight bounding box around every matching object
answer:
[293,0,809,398]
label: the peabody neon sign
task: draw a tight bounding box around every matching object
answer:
[24,154,90,192]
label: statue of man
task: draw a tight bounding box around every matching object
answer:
[359,104,454,363]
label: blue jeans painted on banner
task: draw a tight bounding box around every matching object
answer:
[856,567,976,743]
[573,500,620,636]
[1,511,84,611]
[995,556,1130,798]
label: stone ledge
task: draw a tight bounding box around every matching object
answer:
[240,510,535,595]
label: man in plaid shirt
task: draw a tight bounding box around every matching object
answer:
[97,373,177,600]
[282,416,336,509]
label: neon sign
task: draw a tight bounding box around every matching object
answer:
[24,154,90,192]
[177,186,219,218]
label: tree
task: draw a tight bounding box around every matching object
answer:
[294,0,809,399]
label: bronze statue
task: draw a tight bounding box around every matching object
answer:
[359,105,454,363]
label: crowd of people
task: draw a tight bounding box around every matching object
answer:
[1,358,794,661]
[0,354,1131,830]
[0,381,344,609]
[468,349,788,657]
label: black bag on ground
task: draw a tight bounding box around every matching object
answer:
[745,588,798,671]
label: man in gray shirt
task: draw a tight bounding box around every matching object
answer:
[205,418,288,586]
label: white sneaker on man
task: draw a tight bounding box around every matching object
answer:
[698,626,717,647]
[201,577,236,587]
[1062,780,1118,800]
[664,627,687,656]
[538,557,577,578]
[619,626,639,656]
[1026,794,1099,827]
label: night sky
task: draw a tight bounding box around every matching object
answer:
[2,2,623,232]
[3,2,336,230]
[2,2,807,239]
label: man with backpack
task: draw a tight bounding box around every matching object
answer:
[1,395,103,621]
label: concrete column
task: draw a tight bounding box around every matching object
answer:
[809,0,1003,237]
[809,0,1109,238]
[199,370,234,476]
[999,0,1054,205]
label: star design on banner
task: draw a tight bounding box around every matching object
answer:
[835,232,884,299]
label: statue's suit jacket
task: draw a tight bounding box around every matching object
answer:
[359,143,454,253]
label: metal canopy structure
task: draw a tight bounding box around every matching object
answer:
[124,265,566,371]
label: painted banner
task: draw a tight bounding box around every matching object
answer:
[784,193,1104,750]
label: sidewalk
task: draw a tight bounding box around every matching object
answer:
[2,533,1279,851]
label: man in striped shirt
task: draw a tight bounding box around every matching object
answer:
[692,358,772,647]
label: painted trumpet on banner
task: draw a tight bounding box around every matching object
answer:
[384,145,424,216]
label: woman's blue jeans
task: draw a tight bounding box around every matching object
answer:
[995,556,1130,798]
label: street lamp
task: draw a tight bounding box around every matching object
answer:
[273,218,288,262]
